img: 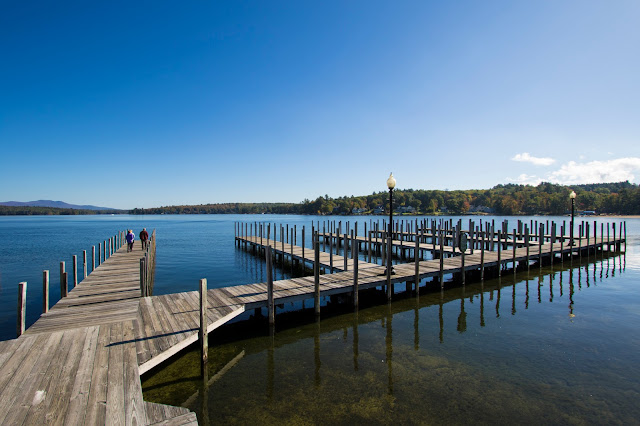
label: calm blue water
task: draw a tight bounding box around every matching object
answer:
[0,214,635,343]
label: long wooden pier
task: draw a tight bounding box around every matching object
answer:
[0,220,626,425]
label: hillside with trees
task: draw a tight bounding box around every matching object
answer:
[3,181,638,216]
[131,181,640,216]
[0,206,121,215]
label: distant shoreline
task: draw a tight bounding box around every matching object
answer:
[1,212,639,218]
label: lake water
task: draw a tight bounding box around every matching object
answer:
[1,214,639,424]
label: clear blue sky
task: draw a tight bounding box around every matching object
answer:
[1,1,639,209]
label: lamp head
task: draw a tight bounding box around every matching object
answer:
[387,173,396,190]
[569,190,576,199]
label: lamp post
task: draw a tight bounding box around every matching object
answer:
[386,173,396,276]
[569,190,576,246]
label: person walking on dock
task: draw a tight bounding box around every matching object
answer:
[126,229,135,252]
[139,228,149,251]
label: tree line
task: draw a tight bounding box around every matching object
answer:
[130,181,638,216]
[2,181,638,216]
[0,206,121,215]
[295,181,639,215]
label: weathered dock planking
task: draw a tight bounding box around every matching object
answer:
[0,237,199,425]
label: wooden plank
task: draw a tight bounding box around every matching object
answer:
[64,325,100,425]
[0,331,65,424]
[84,324,111,425]
[123,320,147,426]
[105,322,125,425]
[42,328,86,424]
[148,411,199,425]
[145,402,193,424]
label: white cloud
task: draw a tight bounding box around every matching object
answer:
[505,157,640,186]
[511,152,556,166]
[506,173,543,186]
[548,158,640,185]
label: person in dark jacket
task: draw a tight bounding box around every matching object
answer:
[126,230,135,252]
[139,228,149,251]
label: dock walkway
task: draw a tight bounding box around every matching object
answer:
[0,241,199,425]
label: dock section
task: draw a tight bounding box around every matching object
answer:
[0,239,199,425]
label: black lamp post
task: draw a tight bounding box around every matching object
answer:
[569,190,576,246]
[385,173,396,276]
[387,173,396,234]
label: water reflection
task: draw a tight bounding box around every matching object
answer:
[142,252,633,425]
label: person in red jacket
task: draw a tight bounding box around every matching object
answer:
[139,228,149,251]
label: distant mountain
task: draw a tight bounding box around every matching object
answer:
[0,200,116,211]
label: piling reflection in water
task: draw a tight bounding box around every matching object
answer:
[142,251,636,425]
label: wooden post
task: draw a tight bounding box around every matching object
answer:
[72,255,78,288]
[461,244,466,285]
[439,230,444,288]
[560,224,564,263]
[579,224,583,258]
[344,233,348,271]
[414,233,420,293]
[98,244,101,266]
[17,281,27,337]
[281,226,285,267]
[549,222,556,267]
[302,226,305,266]
[386,235,392,301]
[199,278,208,375]
[512,229,517,272]
[83,250,87,279]
[539,223,544,268]
[60,261,67,298]
[480,231,485,281]
[525,227,530,270]
[267,246,274,325]
[353,242,359,308]
[42,270,49,313]
[314,237,320,316]
[497,231,502,277]
[323,223,326,252]
[329,230,334,273]
[92,246,95,272]
[140,259,146,296]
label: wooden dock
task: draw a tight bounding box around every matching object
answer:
[0,220,626,425]
[0,239,200,425]
[234,232,626,311]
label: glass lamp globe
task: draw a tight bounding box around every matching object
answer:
[387,173,396,190]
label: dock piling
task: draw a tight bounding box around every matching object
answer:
[43,270,49,313]
[199,278,208,376]
[267,246,274,325]
[60,261,67,298]
[72,255,78,288]
[314,236,320,316]
[17,281,27,337]
[353,242,359,308]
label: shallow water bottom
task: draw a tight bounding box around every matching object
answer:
[142,254,640,425]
